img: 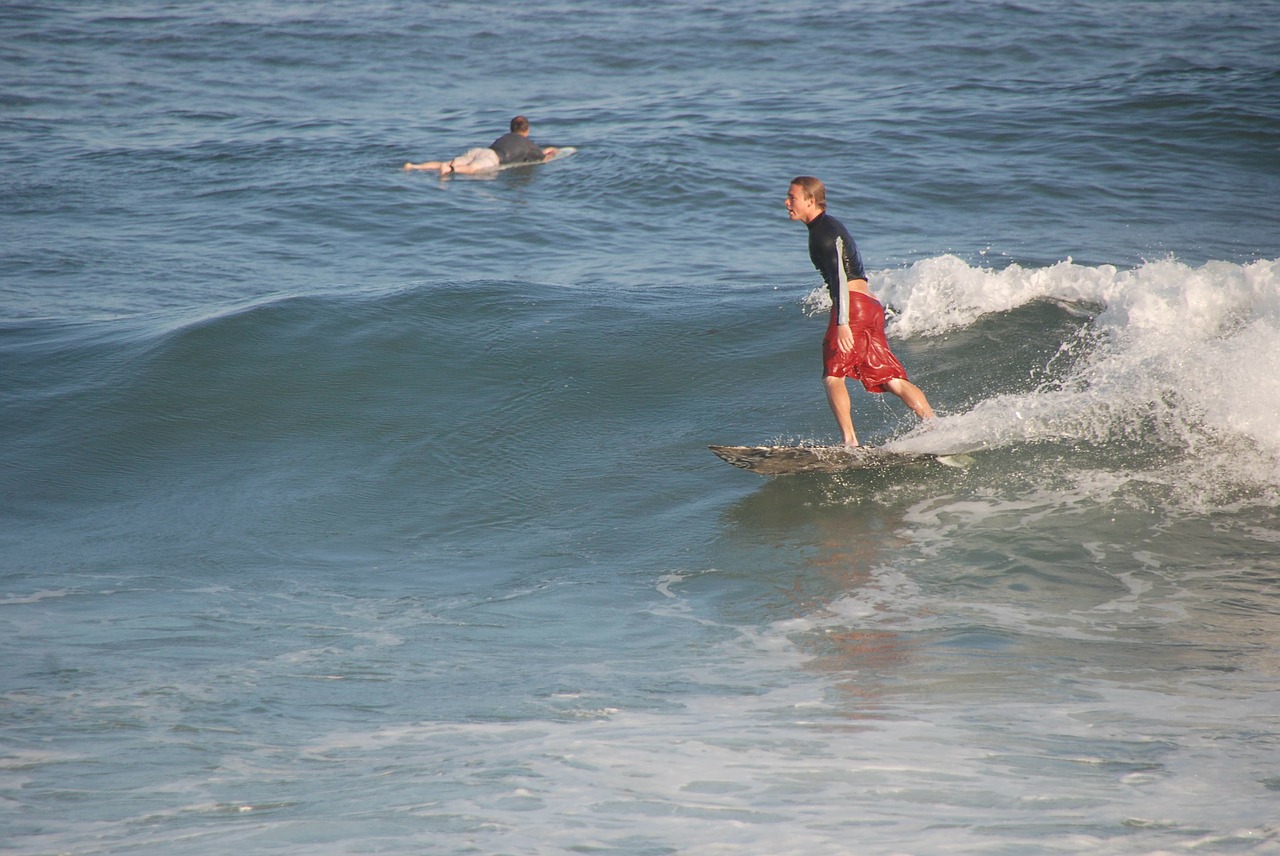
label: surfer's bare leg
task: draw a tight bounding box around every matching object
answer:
[884,377,935,421]
[823,376,859,447]
[403,160,446,171]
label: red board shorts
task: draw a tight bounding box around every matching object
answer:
[823,292,908,393]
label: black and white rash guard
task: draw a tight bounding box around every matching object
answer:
[805,211,868,326]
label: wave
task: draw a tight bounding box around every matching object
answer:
[4,256,1279,516]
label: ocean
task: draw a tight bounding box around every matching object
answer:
[3,1,1280,853]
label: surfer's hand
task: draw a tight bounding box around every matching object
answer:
[836,324,854,354]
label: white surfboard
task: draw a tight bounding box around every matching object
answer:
[496,146,576,170]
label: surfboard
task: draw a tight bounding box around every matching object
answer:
[708,444,967,475]
[497,146,576,170]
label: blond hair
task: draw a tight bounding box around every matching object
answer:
[790,176,826,211]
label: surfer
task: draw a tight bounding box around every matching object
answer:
[404,115,559,175]
[785,176,934,447]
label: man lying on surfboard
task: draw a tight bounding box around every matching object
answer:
[785,176,934,447]
[404,115,559,175]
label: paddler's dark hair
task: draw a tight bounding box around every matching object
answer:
[510,115,530,133]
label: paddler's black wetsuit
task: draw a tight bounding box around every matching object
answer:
[488,132,546,165]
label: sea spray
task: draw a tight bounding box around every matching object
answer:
[881,257,1280,507]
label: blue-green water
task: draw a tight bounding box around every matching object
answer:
[4,2,1280,853]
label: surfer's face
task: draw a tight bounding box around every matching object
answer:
[785,184,819,222]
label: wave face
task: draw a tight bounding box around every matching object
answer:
[7,256,1280,525]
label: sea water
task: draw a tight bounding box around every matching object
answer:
[3,1,1280,853]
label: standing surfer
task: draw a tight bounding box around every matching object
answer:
[784,176,934,446]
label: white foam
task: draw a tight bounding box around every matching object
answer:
[877,255,1113,336]
[0,589,74,605]
[875,256,1280,341]
[874,256,1280,504]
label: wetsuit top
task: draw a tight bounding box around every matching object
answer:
[489,132,546,165]
[805,211,868,327]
